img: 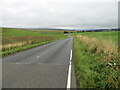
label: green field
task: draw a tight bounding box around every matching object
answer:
[2,28,67,56]
[73,31,120,88]
[72,31,119,45]
[2,28,64,37]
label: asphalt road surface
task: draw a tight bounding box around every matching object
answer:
[2,37,76,88]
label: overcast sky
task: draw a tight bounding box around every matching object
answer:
[1,0,119,29]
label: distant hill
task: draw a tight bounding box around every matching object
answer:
[1,27,120,32]
[25,27,120,32]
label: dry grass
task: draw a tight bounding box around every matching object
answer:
[75,35,118,63]
[2,36,57,45]
[2,41,31,51]
[2,36,59,52]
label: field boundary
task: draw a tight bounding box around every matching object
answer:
[1,40,54,56]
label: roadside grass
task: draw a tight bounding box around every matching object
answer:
[74,38,119,88]
[2,28,67,56]
[1,40,53,56]
[71,31,119,45]
[75,35,118,63]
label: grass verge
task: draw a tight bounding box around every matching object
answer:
[1,40,54,56]
[74,38,119,88]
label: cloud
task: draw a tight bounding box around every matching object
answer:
[1,0,119,29]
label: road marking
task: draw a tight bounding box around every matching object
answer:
[43,50,49,54]
[70,50,72,61]
[37,56,40,58]
[67,62,72,90]
[67,50,72,90]
[37,50,49,58]
[70,61,71,65]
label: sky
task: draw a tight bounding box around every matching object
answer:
[1,0,119,29]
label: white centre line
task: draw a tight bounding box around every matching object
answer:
[67,49,72,90]
[37,56,40,58]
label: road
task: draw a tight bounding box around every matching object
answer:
[2,37,76,88]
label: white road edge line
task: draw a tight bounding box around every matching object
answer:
[70,50,72,61]
[67,50,72,90]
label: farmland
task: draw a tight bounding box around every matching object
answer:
[72,31,118,45]
[1,28,120,88]
[1,28,67,56]
[73,31,120,88]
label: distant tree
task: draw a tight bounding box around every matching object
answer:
[64,31,69,33]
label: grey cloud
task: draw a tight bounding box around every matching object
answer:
[1,0,118,29]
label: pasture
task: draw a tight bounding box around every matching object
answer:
[1,28,67,56]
